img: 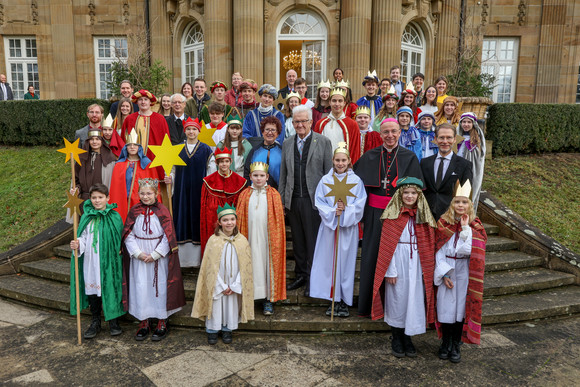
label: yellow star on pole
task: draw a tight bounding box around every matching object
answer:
[63,190,85,214]
[147,134,186,175]
[324,174,358,206]
[197,120,217,148]
[57,138,87,165]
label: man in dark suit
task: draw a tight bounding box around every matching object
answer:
[0,74,14,100]
[166,93,189,145]
[420,123,473,220]
[279,104,333,296]
[109,80,139,117]
[74,104,104,147]
[278,69,298,100]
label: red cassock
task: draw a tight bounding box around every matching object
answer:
[121,112,170,161]
[313,115,361,164]
[199,171,247,256]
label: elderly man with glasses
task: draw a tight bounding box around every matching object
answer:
[166,93,189,145]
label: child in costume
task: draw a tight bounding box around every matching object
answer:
[397,106,421,159]
[457,112,486,212]
[208,115,251,177]
[371,177,437,358]
[310,143,367,317]
[109,129,162,223]
[69,183,125,339]
[200,147,247,255]
[434,180,487,363]
[167,117,213,268]
[192,204,254,344]
[101,114,124,158]
[416,111,438,161]
[122,178,186,342]
[237,162,286,315]
[371,86,399,132]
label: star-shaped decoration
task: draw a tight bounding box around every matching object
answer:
[148,134,186,175]
[63,190,85,215]
[324,174,358,206]
[57,138,87,165]
[197,120,217,147]
[452,134,466,154]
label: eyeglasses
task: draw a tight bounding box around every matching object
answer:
[293,119,311,125]
[172,101,185,105]
[263,128,278,133]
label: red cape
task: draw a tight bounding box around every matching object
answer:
[362,130,382,155]
[121,112,170,162]
[313,115,361,164]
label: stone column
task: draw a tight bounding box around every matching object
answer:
[433,0,461,78]
[371,0,401,82]
[205,0,233,83]
[49,0,77,98]
[149,0,174,76]
[339,0,372,99]
[233,0,263,85]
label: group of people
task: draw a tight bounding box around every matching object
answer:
[68,68,487,362]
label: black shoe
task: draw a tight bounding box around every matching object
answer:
[391,328,405,358]
[438,324,453,360]
[325,303,339,316]
[403,334,417,358]
[135,320,150,341]
[303,285,310,297]
[109,319,122,336]
[84,317,101,339]
[287,276,307,291]
[450,322,463,363]
[336,301,350,318]
[152,319,168,341]
[222,331,233,344]
[207,332,218,345]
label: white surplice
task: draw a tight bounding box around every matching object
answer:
[384,219,426,336]
[321,113,347,151]
[124,212,182,320]
[77,221,102,296]
[206,238,243,331]
[248,185,270,300]
[434,225,472,324]
[310,169,367,305]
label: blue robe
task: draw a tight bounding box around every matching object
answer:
[172,141,213,246]
[399,126,422,160]
[356,95,383,126]
[418,128,438,161]
[242,107,286,144]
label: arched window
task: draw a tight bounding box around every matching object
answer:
[182,22,204,84]
[277,12,327,99]
[400,24,425,85]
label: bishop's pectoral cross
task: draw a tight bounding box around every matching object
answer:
[382,177,390,190]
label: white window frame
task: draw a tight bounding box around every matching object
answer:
[93,36,128,100]
[181,22,204,84]
[3,36,39,100]
[481,37,519,103]
[276,11,327,98]
[400,24,425,85]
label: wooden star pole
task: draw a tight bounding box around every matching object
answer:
[57,138,86,345]
[324,174,357,321]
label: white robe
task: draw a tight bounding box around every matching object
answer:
[124,212,182,320]
[77,221,102,296]
[384,219,426,336]
[247,186,271,300]
[206,238,243,331]
[210,124,228,151]
[310,169,367,305]
[434,225,472,324]
[321,113,347,151]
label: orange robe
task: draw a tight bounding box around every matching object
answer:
[237,186,287,302]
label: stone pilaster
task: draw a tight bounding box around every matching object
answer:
[205,0,232,84]
[149,0,173,75]
[371,0,401,82]
[339,0,372,99]
[233,0,263,85]
[433,0,461,78]
[49,0,77,98]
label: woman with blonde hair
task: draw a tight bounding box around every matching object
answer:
[434,96,461,126]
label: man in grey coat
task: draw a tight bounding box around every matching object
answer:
[279,105,333,296]
[74,104,104,147]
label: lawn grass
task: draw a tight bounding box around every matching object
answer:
[0,146,70,251]
[482,152,580,254]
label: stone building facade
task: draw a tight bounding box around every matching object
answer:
[0,0,578,104]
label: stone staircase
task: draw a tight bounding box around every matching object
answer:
[0,222,579,332]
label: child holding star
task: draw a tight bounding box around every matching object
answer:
[309,143,366,317]
[236,162,286,315]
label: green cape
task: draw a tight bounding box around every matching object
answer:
[70,200,125,321]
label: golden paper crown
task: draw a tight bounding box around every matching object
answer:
[387,85,397,95]
[138,178,159,191]
[333,141,350,157]
[317,79,332,89]
[125,128,140,145]
[355,106,371,117]
[250,161,269,174]
[330,87,347,99]
[102,114,114,128]
[286,91,301,101]
[217,203,237,219]
[334,79,350,89]
[454,179,472,199]
[87,128,102,138]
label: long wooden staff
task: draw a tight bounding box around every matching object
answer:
[330,215,341,322]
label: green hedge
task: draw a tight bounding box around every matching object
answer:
[0,99,111,146]
[486,103,580,156]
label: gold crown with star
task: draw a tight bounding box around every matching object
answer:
[250,161,269,173]
[333,141,350,157]
[330,87,347,99]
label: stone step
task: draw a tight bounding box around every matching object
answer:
[484,267,576,297]
[20,257,70,283]
[485,236,519,252]
[482,286,580,324]
[0,274,69,312]
[484,251,544,272]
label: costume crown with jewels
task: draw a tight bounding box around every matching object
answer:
[355,106,371,117]
[217,203,237,219]
[125,128,141,145]
[286,91,301,101]
[454,179,472,199]
[317,79,332,89]
[250,161,269,174]
[333,79,350,89]
[333,141,350,157]
[330,87,347,99]
[138,178,159,191]
[87,128,103,138]
[214,146,233,161]
[102,114,114,128]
